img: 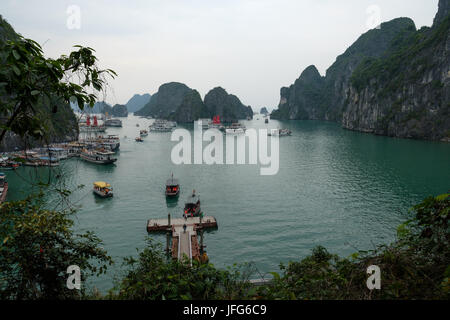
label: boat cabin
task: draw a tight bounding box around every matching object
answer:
[165,176,180,197]
[93,181,113,198]
[184,190,202,217]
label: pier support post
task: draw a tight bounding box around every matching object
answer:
[200,230,204,254]
[168,213,171,226]
[165,232,170,256]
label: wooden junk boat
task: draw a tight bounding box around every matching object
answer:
[0,172,8,203]
[135,137,143,142]
[93,181,113,198]
[183,189,202,218]
[165,174,180,197]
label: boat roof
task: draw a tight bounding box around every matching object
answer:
[93,181,111,188]
[166,178,179,186]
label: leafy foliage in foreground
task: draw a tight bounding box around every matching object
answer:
[0,18,116,144]
[107,240,254,300]
[0,192,112,299]
[109,194,449,300]
[258,193,449,300]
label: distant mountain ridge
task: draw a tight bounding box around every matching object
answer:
[126,93,151,113]
[271,0,450,141]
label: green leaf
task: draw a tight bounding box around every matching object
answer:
[12,50,20,60]
[12,65,21,76]
[31,90,40,96]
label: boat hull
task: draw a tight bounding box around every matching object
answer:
[93,189,113,198]
[80,154,117,164]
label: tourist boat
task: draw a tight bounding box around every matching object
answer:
[0,157,19,170]
[66,143,85,158]
[104,118,122,127]
[268,128,292,136]
[47,147,68,160]
[38,156,60,167]
[208,115,224,130]
[183,190,202,217]
[103,135,120,151]
[80,149,117,164]
[149,119,174,132]
[93,181,113,198]
[140,129,148,137]
[165,174,180,197]
[225,123,246,135]
[135,137,143,142]
[0,173,8,203]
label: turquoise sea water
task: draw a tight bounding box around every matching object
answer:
[5,115,450,292]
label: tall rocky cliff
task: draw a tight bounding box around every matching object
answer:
[204,87,253,122]
[0,15,78,151]
[344,1,449,140]
[134,82,192,118]
[272,0,449,141]
[168,90,210,123]
[135,83,253,122]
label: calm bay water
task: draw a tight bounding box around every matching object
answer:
[6,115,450,292]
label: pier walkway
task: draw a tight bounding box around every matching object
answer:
[147,215,218,261]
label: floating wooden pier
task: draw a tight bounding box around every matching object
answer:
[147,214,218,261]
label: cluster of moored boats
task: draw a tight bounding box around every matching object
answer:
[0,134,120,169]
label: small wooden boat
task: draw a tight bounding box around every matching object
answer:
[93,181,113,198]
[136,123,140,127]
[135,137,143,142]
[140,129,148,137]
[0,173,8,203]
[265,118,269,124]
[165,174,180,197]
[183,189,202,218]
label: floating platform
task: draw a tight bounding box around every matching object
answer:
[147,215,218,261]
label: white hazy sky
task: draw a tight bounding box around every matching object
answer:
[1,0,439,110]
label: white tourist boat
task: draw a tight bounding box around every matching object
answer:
[80,149,117,164]
[104,118,122,127]
[47,147,68,160]
[225,123,246,135]
[149,119,174,132]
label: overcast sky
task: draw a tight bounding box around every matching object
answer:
[1,0,439,110]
